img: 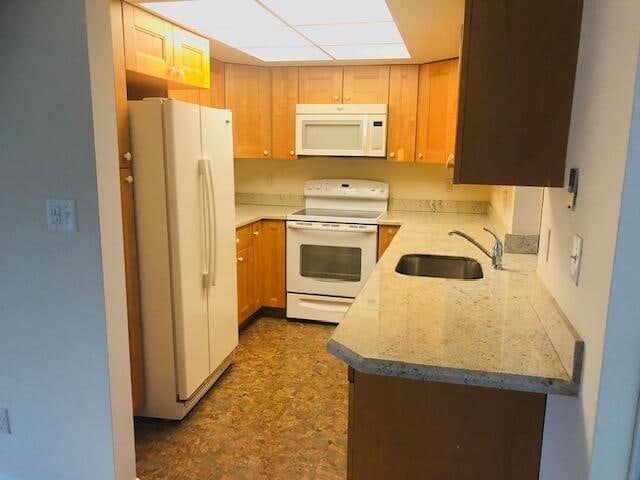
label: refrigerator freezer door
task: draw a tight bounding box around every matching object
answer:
[200,106,239,371]
[163,100,211,400]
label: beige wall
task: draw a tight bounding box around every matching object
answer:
[235,157,490,201]
[537,1,640,478]
[489,186,543,236]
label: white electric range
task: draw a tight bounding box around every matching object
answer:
[286,179,389,323]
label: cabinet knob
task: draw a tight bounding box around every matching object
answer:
[446,154,455,169]
[125,175,133,184]
[236,238,240,243]
[333,95,340,101]
[169,66,177,74]
[178,68,185,76]
[344,95,351,101]
[253,231,259,236]
[289,150,295,156]
[389,152,395,158]
[417,153,423,160]
[237,257,244,262]
[123,152,132,162]
[263,149,269,156]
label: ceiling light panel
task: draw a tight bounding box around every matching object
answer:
[210,26,310,48]
[260,0,393,25]
[242,46,332,62]
[297,22,404,46]
[325,44,410,60]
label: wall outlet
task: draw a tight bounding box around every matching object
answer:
[0,408,11,434]
[266,173,274,187]
[545,228,551,262]
[570,234,584,285]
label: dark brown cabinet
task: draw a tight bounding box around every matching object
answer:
[454,0,583,186]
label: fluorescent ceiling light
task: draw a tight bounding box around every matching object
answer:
[325,44,410,60]
[142,0,410,62]
[242,46,332,62]
[297,22,404,47]
[260,0,393,25]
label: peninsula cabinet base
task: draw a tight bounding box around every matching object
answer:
[347,368,546,480]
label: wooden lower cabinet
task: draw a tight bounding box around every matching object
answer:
[377,225,399,258]
[236,220,286,324]
[260,220,286,308]
[347,368,546,480]
[236,244,254,323]
[119,169,145,414]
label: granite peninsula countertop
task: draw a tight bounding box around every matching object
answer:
[330,211,583,396]
[235,204,582,395]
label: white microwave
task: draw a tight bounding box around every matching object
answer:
[295,104,387,157]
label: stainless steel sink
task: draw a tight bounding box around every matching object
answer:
[395,254,483,280]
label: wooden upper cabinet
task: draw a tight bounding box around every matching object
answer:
[123,3,210,88]
[123,2,174,80]
[299,66,344,103]
[172,26,210,88]
[225,64,272,158]
[454,0,583,186]
[110,0,131,167]
[386,65,419,162]
[271,67,298,159]
[343,66,390,104]
[415,59,459,164]
[208,59,226,108]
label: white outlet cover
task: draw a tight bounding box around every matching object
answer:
[570,234,583,285]
[46,198,77,231]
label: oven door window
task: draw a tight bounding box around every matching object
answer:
[300,244,362,282]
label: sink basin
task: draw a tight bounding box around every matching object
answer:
[395,254,483,280]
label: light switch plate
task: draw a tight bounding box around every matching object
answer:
[570,234,583,285]
[46,198,76,231]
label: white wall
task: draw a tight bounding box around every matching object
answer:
[489,186,543,235]
[235,157,490,201]
[0,0,135,478]
[537,1,640,479]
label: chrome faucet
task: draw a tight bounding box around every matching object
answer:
[448,228,504,270]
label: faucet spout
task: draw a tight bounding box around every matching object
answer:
[448,228,504,270]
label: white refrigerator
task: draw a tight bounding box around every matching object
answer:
[128,98,239,420]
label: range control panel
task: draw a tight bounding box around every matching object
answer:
[303,179,389,200]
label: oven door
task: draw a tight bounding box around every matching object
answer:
[286,221,378,298]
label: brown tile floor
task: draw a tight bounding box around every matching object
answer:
[135,317,348,480]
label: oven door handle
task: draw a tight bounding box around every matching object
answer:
[298,298,351,313]
[287,222,377,233]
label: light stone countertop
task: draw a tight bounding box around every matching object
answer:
[234,204,582,395]
[235,204,298,228]
[330,211,582,396]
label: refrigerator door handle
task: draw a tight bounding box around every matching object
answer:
[198,158,212,288]
[204,157,216,287]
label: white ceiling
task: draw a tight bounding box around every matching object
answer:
[134,0,464,66]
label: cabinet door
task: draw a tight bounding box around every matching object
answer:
[225,64,272,158]
[260,220,286,308]
[454,0,582,186]
[122,2,174,80]
[208,59,226,109]
[236,245,254,323]
[386,65,419,162]
[271,67,298,159]
[299,66,344,104]
[415,59,459,164]
[172,26,210,88]
[343,65,390,104]
[251,222,263,310]
[110,0,132,168]
[378,225,399,259]
[119,169,145,414]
